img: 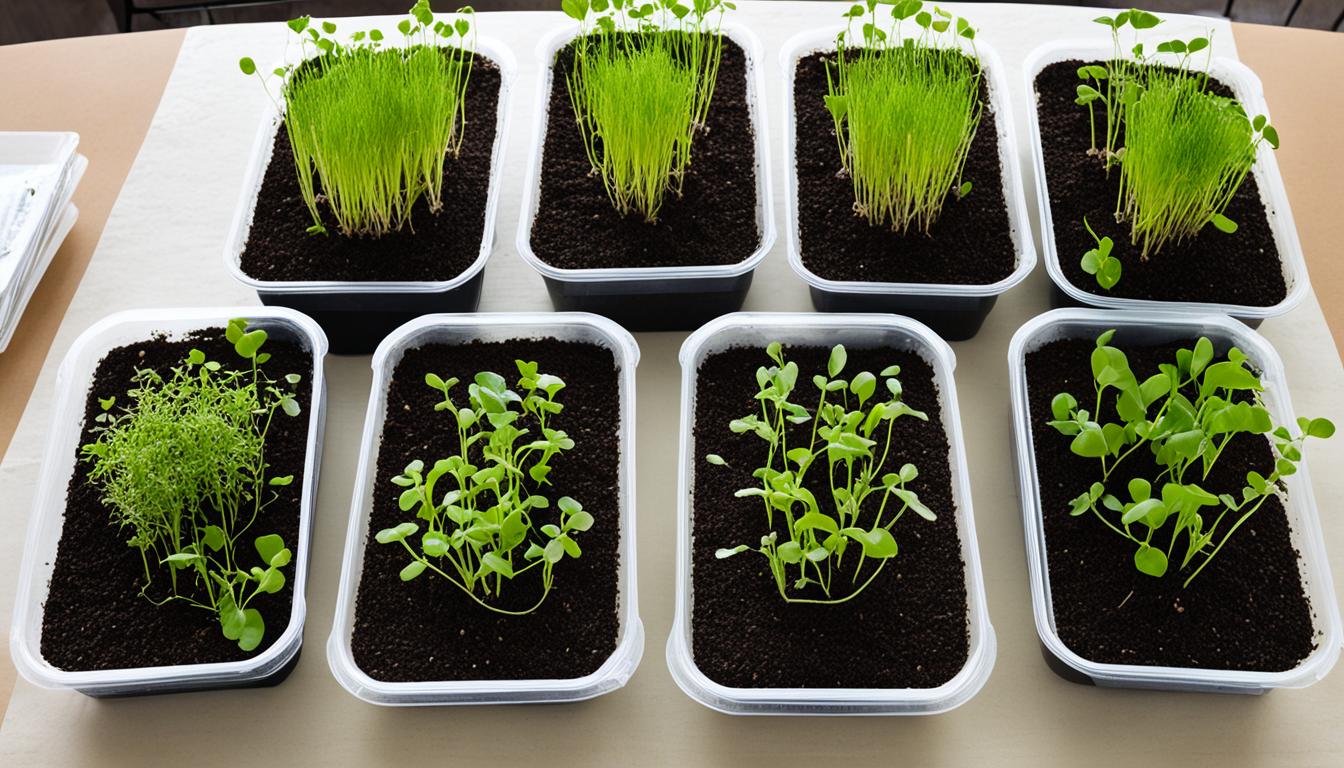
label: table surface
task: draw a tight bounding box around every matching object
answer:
[2,3,1343,765]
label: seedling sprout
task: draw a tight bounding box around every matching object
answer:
[376,361,592,615]
[824,0,982,234]
[709,343,935,604]
[240,1,476,238]
[81,319,302,652]
[562,0,733,223]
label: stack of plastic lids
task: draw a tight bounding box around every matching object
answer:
[0,132,86,352]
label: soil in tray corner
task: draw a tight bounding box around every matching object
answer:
[691,344,969,689]
[1025,338,1313,670]
[1035,60,1286,306]
[794,51,1016,285]
[351,339,621,682]
[41,332,312,670]
[239,56,500,284]
[529,35,761,270]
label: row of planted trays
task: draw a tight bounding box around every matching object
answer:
[9,0,1341,714]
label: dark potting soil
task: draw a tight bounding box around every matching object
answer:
[41,331,313,670]
[1025,337,1313,670]
[529,35,761,270]
[351,339,621,682]
[238,55,500,283]
[1035,60,1286,306]
[794,52,1016,285]
[691,345,969,689]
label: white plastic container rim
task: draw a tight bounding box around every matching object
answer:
[327,312,645,705]
[1022,41,1309,320]
[667,312,996,715]
[223,28,517,295]
[779,27,1037,299]
[1008,307,1342,691]
[516,20,777,284]
[10,306,330,693]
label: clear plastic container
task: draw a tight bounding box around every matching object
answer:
[326,312,644,705]
[0,151,85,352]
[0,131,80,301]
[223,35,517,353]
[667,312,996,715]
[1022,42,1308,327]
[515,22,776,332]
[1008,308,1341,693]
[780,30,1037,341]
[10,306,330,697]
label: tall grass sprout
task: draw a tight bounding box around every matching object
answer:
[562,0,732,223]
[1074,9,1278,268]
[824,1,982,235]
[1119,69,1263,257]
[241,2,475,238]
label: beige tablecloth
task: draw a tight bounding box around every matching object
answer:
[2,4,1342,766]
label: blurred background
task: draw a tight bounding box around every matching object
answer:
[3,0,1342,46]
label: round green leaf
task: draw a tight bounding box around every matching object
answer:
[1134,545,1169,577]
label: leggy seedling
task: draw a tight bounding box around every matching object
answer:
[562,0,733,222]
[824,0,982,234]
[376,361,592,615]
[240,1,476,238]
[1046,329,1332,585]
[1071,9,1278,287]
[81,319,303,652]
[710,343,935,604]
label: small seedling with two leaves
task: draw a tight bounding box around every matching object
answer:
[81,318,302,651]
[709,343,934,604]
[1046,329,1332,586]
[1079,216,1121,290]
[824,0,982,234]
[376,360,592,615]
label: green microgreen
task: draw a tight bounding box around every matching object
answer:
[1046,329,1332,585]
[376,361,590,615]
[708,343,934,604]
[1072,9,1277,286]
[1118,67,1270,258]
[824,0,982,234]
[561,0,734,222]
[80,319,302,652]
[240,1,475,238]
[1079,216,1121,289]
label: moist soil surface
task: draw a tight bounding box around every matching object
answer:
[1036,60,1286,306]
[530,35,761,270]
[795,51,1016,285]
[1025,337,1313,670]
[351,339,621,682]
[691,344,969,689]
[41,330,313,670]
[239,55,500,283]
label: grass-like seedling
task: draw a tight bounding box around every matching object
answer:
[709,343,935,604]
[1046,329,1332,585]
[81,319,303,652]
[824,0,982,234]
[240,1,475,238]
[561,0,732,223]
[1118,67,1272,258]
[376,361,592,615]
[1071,9,1278,285]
